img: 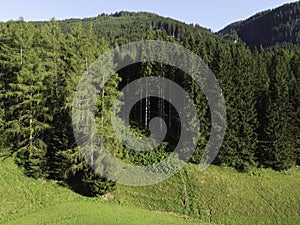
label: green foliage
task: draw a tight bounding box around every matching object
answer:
[259,50,298,170]
[219,1,300,49]
[0,20,117,195]
[3,21,51,178]
[0,8,299,200]
[212,42,258,171]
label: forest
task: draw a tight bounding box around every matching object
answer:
[219,1,300,49]
[0,6,299,197]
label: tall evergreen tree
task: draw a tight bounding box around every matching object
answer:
[261,50,297,170]
[289,51,300,165]
[38,19,68,178]
[215,43,258,170]
[5,21,51,177]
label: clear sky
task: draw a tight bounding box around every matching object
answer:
[0,0,297,31]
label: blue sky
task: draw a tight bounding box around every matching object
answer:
[0,0,296,31]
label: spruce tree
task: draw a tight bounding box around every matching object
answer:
[38,19,68,179]
[5,21,51,178]
[61,24,118,195]
[261,50,297,170]
[289,51,300,165]
[216,43,258,171]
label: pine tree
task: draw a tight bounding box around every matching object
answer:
[261,50,297,170]
[289,51,300,165]
[61,25,118,194]
[0,23,13,155]
[5,21,51,178]
[37,19,68,179]
[216,43,258,171]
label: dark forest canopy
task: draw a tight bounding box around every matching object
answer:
[0,6,299,196]
[219,1,300,49]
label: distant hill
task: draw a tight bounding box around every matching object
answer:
[218,1,300,49]
[31,11,215,45]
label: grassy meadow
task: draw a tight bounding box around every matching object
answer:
[1,158,299,224]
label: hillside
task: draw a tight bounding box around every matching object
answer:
[114,164,300,225]
[219,1,300,49]
[0,6,299,225]
[0,159,206,225]
[1,158,299,225]
[31,11,216,45]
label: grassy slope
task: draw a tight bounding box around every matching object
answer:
[1,158,299,225]
[0,158,207,225]
[114,164,300,225]
[0,159,80,220]
[2,202,208,225]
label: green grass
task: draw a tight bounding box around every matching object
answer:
[2,202,209,225]
[1,158,299,225]
[0,158,207,225]
[114,164,300,225]
[0,159,80,220]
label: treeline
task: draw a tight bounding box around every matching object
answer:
[0,16,299,196]
[32,10,213,46]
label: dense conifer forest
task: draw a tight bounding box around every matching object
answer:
[0,2,299,196]
[219,1,300,49]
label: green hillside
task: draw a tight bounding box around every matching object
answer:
[114,164,300,225]
[3,202,208,225]
[0,158,79,221]
[32,11,215,45]
[219,1,300,49]
[0,4,299,225]
[1,158,299,225]
[0,158,207,225]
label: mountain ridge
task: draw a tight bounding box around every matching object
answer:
[218,1,300,49]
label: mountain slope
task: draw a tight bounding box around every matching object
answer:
[1,157,299,225]
[219,1,300,49]
[115,164,300,225]
[32,11,215,45]
[0,159,206,224]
